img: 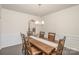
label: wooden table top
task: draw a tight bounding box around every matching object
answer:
[29,38,55,55]
[30,36,58,48]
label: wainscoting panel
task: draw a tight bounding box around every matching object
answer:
[1,33,22,49]
[55,33,79,51]
[64,34,79,52]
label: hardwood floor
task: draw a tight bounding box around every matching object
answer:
[0,44,23,55]
[0,44,79,55]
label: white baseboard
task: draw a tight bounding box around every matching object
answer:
[1,42,21,49]
[70,47,79,52]
[65,47,79,52]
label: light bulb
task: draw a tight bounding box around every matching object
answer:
[41,21,44,24]
[35,21,39,24]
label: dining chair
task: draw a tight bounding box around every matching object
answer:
[26,38,42,55]
[27,31,33,36]
[48,32,56,41]
[20,33,27,54]
[51,36,66,55]
[39,31,45,39]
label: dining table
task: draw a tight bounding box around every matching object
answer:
[28,36,58,55]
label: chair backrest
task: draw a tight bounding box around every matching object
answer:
[48,32,56,41]
[56,36,66,55]
[39,31,45,38]
[20,33,24,43]
[20,33,27,48]
[20,33,30,54]
[27,31,33,36]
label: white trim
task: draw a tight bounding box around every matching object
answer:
[1,42,21,49]
[65,47,79,52]
[70,47,79,52]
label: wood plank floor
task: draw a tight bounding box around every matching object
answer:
[0,44,79,55]
[0,44,23,55]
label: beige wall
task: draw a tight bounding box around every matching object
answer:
[1,8,41,48]
[42,5,79,35]
[41,5,79,51]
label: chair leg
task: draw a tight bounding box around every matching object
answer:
[22,48,24,54]
[42,53,46,55]
[24,49,26,55]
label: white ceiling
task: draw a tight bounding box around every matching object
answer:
[2,4,77,16]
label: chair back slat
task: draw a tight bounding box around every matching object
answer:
[48,32,56,41]
[39,31,45,39]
